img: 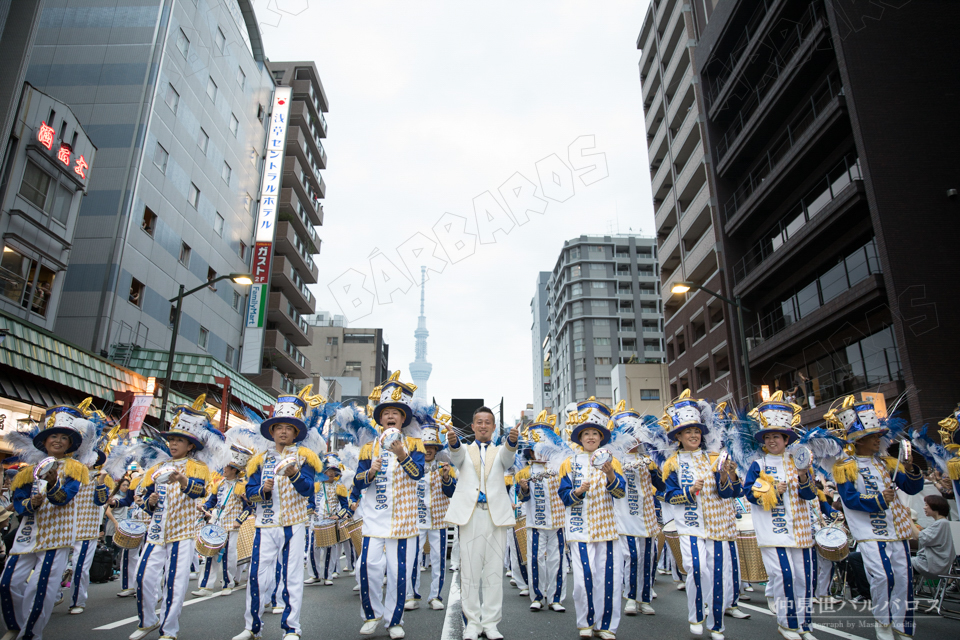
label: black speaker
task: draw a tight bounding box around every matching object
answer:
[450,398,485,436]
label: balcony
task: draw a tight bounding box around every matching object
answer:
[282,160,323,224]
[682,224,716,280]
[289,100,327,167]
[679,182,710,237]
[267,291,312,346]
[675,140,704,196]
[670,106,699,159]
[262,329,311,379]
[290,79,328,136]
[655,0,672,28]
[651,158,672,199]
[641,62,661,106]
[648,117,668,166]
[658,225,679,266]
[249,367,299,397]
[279,187,321,239]
[271,254,315,314]
[645,89,664,134]
[661,35,688,97]
[286,127,325,191]
[275,220,319,283]
[654,190,676,233]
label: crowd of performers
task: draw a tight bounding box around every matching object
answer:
[2,370,960,640]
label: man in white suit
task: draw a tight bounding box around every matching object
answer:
[445,407,519,640]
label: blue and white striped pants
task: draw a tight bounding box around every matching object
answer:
[0,547,70,640]
[679,535,740,633]
[621,534,657,604]
[760,546,814,632]
[570,540,623,633]
[859,539,914,636]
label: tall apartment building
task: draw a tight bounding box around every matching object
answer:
[301,318,389,404]
[544,235,665,416]
[637,0,741,405]
[693,0,960,425]
[250,60,327,397]
[530,271,551,412]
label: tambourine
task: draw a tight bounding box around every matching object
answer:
[792,444,812,471]
[590,449,612,469]
[380,428,403,449]
[33,457,59,495]
[152,465,177,484]
[714,449,729,472]
[273,456,300,476]
[899,440,912,463]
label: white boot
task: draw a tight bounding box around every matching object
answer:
[639,602,655,614]
[623,599,638,615]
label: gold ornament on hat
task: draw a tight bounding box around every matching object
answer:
[939,411,960,453]
[77,397,94,417]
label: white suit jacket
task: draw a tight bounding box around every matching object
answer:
[445,439,517,528]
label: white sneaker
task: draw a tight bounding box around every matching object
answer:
[506,570,513,578]
[597,632,616,640]
[509,578,517,587]
[429,598,445,610]
[404,599,419,610]
[271,606,283,614]
[690,624,703,637]
[579,630,593,639]
[189,572,197,580]
[677,582,686,591]
[69,606,84,615]
[651,589,658,599]
[304,577,317,585]
[388,626,405,639]
[744,583,754,592]
[726,607,750,619]
[1,631,17,640]
[353,584,361,591]
[639,603,655,615]
[117,588,137,597]
[346,569,356,575]
[359,619,380,635]
[529,600,543,611]
[129,623,160,640]
[801,633,819,640]
[191,588,213,597]
[331,572,339,579]
[518,588,529,596]
[624,599,638,616]
[282,635,300,640]
[230,631,261,640]
[549,602,566,612]
[324,579,333,586]
[777,630,802,640]
[710,633,724,640]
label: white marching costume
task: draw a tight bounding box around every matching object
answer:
[412,422,456,607]
[69,449,113,611]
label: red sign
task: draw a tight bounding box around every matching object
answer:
[252,241,273,284]
[37,121,55,150]
[74,155,88,179]
[126,394,154,434]
[57,144,71,166]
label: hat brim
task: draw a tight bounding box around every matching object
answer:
[373,403,412,428]
[667,423,708,442]
[33,428,83,454]
[755,428,799,445]
[847,427,888,442]
[95,450,107,467]
[570,423,611,447]
[160,431,205,451]
[260,417,308,442]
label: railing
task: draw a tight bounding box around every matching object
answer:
[713,3,823,158]
[705,0,775,106]
[722,70,842,222]
[282,336,307,369]
[288,265,314,305]
[732,154,861,283]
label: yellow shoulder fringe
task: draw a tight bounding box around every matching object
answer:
[185,459,210,483]
[661,453,679,482]
[558,458,573,477]
[611,458,624,475]
[336,483,350,498]
[514,466,531,482]
[297,447,323,472]
[949,456,960,481]
[817,489,828,503]
[832,457,858,484]
[101,475,116,492]
[359,442,375,461]
[405,437,425,454]
[11,466,34,492]
[246,452,266,478]
[504,476,514,487]
[753,471,780,511]
[63,458,90,485]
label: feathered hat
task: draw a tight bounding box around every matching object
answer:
[162,394,221,451]
[608,401,650,455]
[333,402,379,448]
[223,426,263,473]
[421,407,451,448]
[35,397,96,454]
[567,397,613,446]
[260,385,325,442]
[938,405,960,455]
[370,371,417,428]
[750,391,802,445]
[823,394,887,443]
[661,389,709,441]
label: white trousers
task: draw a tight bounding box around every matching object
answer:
[135,540,193,637]
[0,547,71,640]
[679,536,739,633]
[814,551,834,597]
[760,546,814,632]
[459,510,507,635]
[120,545,141,590]
[859,539,914,635]
[244,524,305,636]
[528,528,566,604]
[412,529,447,601]
[507,527,527,589]
[450,527,461,568]
[70,539,98,608]
[622,535,656,604]
[199,530,242,589]
[570,540,622,633]
[358,536,416,627]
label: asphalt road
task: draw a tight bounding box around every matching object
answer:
[38,554,959,640]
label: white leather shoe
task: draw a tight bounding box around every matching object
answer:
[388,626,405,640]
[710,633,724,640]
[129,623,160,640]
[726,607,750,619]
[518,588,529,596]
[331,572,339,579]
[69,607,84,615]
[578,629,593,639]
[767,597,777,613]
[639,602,655,615]
[550,602,566,612]
[801,633,819,640]
[509,578,517,587]
[303,577,317,585]
[404,599,419,610]
[359,619,380,635]
[483,628,503,640]
[282,635,300,640]
[529,599,543,611]
[429,598,445,610]
[230,630,260,640]
[597,632,616,640]
[117,588,137,597]
[677,582,686,590]
[777,629,801,640]
[651,589,658,599]
[191,588,213,597]
[353,584,361,591]
[690,623,703,636]
[875,625,894,640]
[324,579,333,586]
[271,606,283,614]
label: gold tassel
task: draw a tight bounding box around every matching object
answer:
[185,459,210,483]
[661,454,679,483]
[947,456,960,481]
[63,458,90,485]
[359,442,375,461]
[405,437,425,454]
[514,467,531,482]
[558,458,573,478]
[246,452,266,478]
[832,458,859,484]
[336,483,350,498]
[297,447,323,472]
[753,471,779,511]
[101,475,116,492]
[11,466,33,492]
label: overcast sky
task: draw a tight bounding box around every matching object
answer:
[256,0,655,423]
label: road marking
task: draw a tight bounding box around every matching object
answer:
[441,570,462,640]
[93,591,226,630]
[736,602,869,640]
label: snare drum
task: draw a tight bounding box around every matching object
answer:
[197,524,228,557]
[513,516,528,564]
[735,515,767,583]
[662,520,686,575]
[814,525,850,562]
[337,519,351,543]
[314,522,338,548]
[113,520,148,549]
[347,519,364,555]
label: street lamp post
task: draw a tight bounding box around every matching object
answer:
[670,281,753,405]
[156,273,253,428]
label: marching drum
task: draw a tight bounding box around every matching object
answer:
[113,519,148,549]
[513,516,528,564]
[814,525,850,562]
[735,514,767,583]
[196,524,228,557]
[662,520,686,575]
[347,519,364,555]
[337,519,351,543]
[314,522,339,548]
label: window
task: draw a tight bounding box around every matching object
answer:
[188,183,199,208]
[345,361,362,372]
[574,357,586,372]
[232,291,241,311]
[590,263,606,271]
[165,83,180,113]
[221,162,231,184]
[198,326,209,350]
[575,378,586,392]
[214,212,224,236]
[590,300,607,311]
[572,301,583,316]
[238,241,247,261]
[569,248,580,260]
[251,147,260,168]
[206,76,218,101]
[226,345,235,367]
[571,265,581,278]
[593,337,611,346]
[237,67,245,89]
[571,283,582,296]
[179,242,191,267]
[573,338,584,353]
[142,207,157,236]
[257,104,265,122]
[198,128,209,154]
[0,247,57,317]
[595,357,612,365]
[229,113,239,136]
[207,267,217,287]
[176,29,190,57]
[591,281,606,289]
[129,278,144,307]
[326,336,339,346]
[153,142,168,173]
[215,27,225,52]
[19,160,51,210]
[169,304,177,326]
[640,389,660,401]
[49,183,72,224]
[596,377,611,386]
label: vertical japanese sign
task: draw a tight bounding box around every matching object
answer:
[240,87,292,374]
[126,394,154,435]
